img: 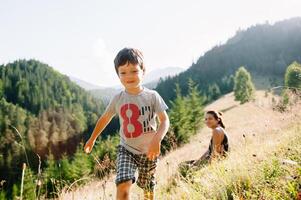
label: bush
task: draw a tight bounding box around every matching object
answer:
[234,66,255,104]
[285,61,301,91]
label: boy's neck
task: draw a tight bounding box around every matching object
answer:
[125,85,144,95]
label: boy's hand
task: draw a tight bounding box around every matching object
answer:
[146,111,169,161]
[83,111,114,154]
[147,139,161,160]
[84,139,95,154]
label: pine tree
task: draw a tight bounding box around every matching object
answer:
[169,84,191,144]
[0,79,3,99]
[0,191,6,200]
[208,83,221,101]
[44,153,65,197]
[285,61,301,91]
[58,145,93,183]
[12,184,19,200]
[234,66,255,104]
[22,165,36,200]
[186,79,205,135]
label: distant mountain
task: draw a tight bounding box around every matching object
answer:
[68,76,119,102]
[144,67,184,85]
[89,87,122,103]
[88,66,184,101]
[69,76,104,90]
[156,17,301,104]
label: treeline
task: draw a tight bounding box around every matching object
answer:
[0,132,119,199]
[156,17,301,105]
[1,60,103,115]
[0,60,117,199]
[0,60,107,158]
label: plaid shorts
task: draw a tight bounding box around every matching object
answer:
[115,145,158,192]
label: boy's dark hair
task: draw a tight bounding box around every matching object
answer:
[114,48,145,75]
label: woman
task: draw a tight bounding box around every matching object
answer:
[179,110,229,174]
[199,110,229,163]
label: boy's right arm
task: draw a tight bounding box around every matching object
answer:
[84,111,115,153]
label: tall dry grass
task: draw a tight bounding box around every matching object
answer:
[157,121,301,200]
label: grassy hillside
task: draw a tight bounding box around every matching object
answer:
[59,91,301,199]
[158,118,301,199]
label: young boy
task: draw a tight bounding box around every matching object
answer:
[84,48,170,200]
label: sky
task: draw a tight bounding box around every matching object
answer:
[1,0,301,87]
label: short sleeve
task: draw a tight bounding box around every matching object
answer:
[153,91,168,114]
[104,93,120,115]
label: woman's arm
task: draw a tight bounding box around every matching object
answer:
[209,129,224,163]
[200,149,210,160]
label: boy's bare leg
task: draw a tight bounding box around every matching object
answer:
[117,180,132,200]
[144,190,154,200]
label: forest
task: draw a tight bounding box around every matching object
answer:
[156,17,301,104]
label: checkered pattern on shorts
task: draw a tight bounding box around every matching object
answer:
[115,145,158,192]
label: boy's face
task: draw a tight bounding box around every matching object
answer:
[117,62,145,90]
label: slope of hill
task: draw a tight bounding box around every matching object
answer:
[156,17,301,105]
[0,60,117,197]
[60,90,301,199]
[0,59,104,115]
[0,59,112,157]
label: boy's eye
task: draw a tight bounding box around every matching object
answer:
[120,72,126,75]
[132,70,138,73]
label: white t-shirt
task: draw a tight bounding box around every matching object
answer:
[105,87,168,154]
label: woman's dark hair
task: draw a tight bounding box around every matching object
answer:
[206,110,225,129]
[114,48,145,75]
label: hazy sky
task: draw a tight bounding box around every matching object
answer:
[1,0,301,87]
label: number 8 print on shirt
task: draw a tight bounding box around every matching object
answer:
[120,103,155,138]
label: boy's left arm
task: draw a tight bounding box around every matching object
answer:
[147,111,170,160]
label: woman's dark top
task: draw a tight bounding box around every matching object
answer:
[208,126,229,157]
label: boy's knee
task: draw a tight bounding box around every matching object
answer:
[119,190,129,199]
[117,180,132,199]
[117,180,132,189]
